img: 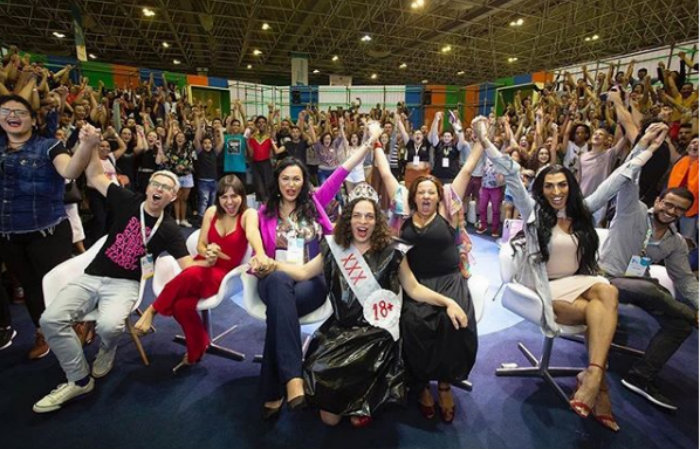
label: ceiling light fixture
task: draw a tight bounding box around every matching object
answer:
[53,32,65,38]
[371,73,378,79]
[173,59,181,65]
[88,53,97,60]
[507,57,518,63]
[162,41,170,48]
[509,18,524,26]
[247,64,252,69]
[399,63,407,69]
[457,70,465,75]
[411,0,425,7]
[253,49,262,56]
[312,69,320,74]
[262,23,270,30]
[421,79,428,84]
[332,55,339,61]
[441,45,452,53]
[361,34,372,42]
[142,8,155,17]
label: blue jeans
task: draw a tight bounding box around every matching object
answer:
[257,271,327,401]
[197,179,217,216]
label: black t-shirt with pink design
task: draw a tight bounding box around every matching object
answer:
[85,184,188,281]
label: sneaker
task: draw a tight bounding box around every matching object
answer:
[180,219,192,228]
[475,225,488,235]
[91,347,117,379]
[491,231,501,238]
[0,327,17,350]
[32,378,95,413]
[28,330,50,360]
[621,374,678,410]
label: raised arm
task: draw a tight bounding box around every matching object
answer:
[472,115,534,218]
[53,123,101,180]
[428,111,442,147]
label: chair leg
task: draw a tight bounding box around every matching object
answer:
[495,336,585,406]
[125,318,150,366]
[452,379,473,392]
[560,333,645,357]
[172,310,245,362]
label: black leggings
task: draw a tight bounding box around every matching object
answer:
[0,220,73,328]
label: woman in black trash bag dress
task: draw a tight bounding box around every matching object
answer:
[253,183,468,428]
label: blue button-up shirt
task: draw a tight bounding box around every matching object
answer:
[0,133,67,233]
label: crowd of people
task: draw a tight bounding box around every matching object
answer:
[0,44,697,431]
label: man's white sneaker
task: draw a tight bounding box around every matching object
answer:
[33,378,95,413]
[180,219,193,228]
[91,347,117,379]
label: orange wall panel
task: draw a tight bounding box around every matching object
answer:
[532,71,554,84]
[187,74,209,86]
[112,64,140,89]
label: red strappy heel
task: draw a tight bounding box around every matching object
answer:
[592,386,620,432]
[569,363,604,418]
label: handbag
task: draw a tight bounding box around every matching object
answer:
[63,180,82,204]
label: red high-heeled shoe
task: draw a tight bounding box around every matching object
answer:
[569,363,604,419]
[350,415,373,428]
[592,387,620,432]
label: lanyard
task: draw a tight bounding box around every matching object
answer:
[640,215,653,257]
[140,202,164,250]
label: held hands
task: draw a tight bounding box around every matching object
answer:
[642,123,669,152]
[445,300,468,330]
[79,123,102,147]
[249,254,275,277]
[470,116,489,140]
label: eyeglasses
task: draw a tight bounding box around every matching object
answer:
[351,213,376,221]
[280,176,303,185]
[0,107,30,118]
[660,200,688,214]
[149,180,175,192]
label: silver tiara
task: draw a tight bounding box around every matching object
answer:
[348,182,379,204]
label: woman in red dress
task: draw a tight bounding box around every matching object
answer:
[134,175,268,367]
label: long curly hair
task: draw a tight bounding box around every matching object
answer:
[264,157,318,223]
[333,198,392,253]
[530,165,599,275]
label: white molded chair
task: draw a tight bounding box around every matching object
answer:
[42,235,150,366]
[494,237,586,404]
[228,259,334,362]
[152,230,245,361]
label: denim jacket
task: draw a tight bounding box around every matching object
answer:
[0,134,66,233]
[484,140,652,336]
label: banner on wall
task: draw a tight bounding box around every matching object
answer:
[291,54,308,86]
[330,74,352,86]
[70,5,87,62]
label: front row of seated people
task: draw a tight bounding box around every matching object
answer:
[32,116,697,433]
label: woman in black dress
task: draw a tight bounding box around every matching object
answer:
[372,119,483,423]
[263,185,467,427]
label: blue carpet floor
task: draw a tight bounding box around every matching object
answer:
[1,233,697,449]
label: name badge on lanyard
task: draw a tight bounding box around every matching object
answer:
[442,157,449,168]
[140,202,164,280]
[286,231,305,265]
[413,155,420,167]
[625,255,651,277]
[625,222,653,278]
